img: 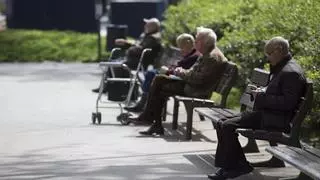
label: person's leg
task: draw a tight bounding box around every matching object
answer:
[139,75,185,135]
[125,69,158,112]
[209,111,262,180]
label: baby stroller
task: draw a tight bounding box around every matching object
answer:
[91,48,152,125]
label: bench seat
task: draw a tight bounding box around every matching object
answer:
[266,145,320,179]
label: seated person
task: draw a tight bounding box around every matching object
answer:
[92,18,162,93]
[128,27,228,135]
[115,17,162,70]
[207,37,306,180]
[124,33,201,112]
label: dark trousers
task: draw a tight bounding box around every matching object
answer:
[215,111,262,169]
[141,75,186,124]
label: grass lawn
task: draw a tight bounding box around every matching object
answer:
[0,29,109,62]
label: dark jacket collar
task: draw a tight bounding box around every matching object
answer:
[269,53,292,74]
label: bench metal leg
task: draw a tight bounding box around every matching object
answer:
[251,155,285,168]
[172,98,179,130]
[199,114,205,121]
[250,142,285,167]
[162,100,167,122]
[185,102,193,140]
[242,138,260,153]
[280,172,313,180]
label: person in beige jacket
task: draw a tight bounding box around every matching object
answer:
[129,27,228,135]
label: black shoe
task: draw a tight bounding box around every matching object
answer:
[224,164,253,179]
[207,168,227,180]
[139,124,164,135]
[208,164,253,180]
[92,87,107,93]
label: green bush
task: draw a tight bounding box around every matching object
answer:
[219,0,320,124]
[163,0,320,125]
[0,29,109,62]
[162,0,263,45]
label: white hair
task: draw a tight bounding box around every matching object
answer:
[266,36,290,55]
[176,33,195,49]
[196,27,217,50]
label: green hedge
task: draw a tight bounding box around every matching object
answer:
[0,29,109,62]
[163,0,320,125]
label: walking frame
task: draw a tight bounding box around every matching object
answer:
[91,48,152,125]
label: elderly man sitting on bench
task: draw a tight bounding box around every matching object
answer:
[207,37,306,180]
[128,27,228,135]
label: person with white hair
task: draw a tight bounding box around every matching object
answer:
[208,36,306,180]
[128,27,228,135]
[124,33,200,112]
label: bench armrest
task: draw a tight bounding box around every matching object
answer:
[175,96,217,106]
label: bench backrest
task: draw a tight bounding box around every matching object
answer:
[240,68,270,111]
[289,80,313,141]
[214,61,238,107]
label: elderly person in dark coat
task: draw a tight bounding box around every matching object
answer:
[208,36,306,180]
[92,18,162,93]
[128,27,228,135]
[115,17,162,70]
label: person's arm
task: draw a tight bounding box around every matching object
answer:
[175,56,224,85]
[254,72,305,111]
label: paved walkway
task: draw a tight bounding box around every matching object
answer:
[0,63,299,179]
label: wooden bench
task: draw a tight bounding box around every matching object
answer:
[195,68,313,167]
[166,61,238,140]
[266,143,320,180]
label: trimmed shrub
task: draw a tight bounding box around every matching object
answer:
[0,29,109,62]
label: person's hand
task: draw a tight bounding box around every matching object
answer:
[159,66,169,74]
[173,67,184,76]
[251,88,265,99]
[115,39,127,46]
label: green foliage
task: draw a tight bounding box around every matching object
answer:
[219,0,320,124]
[0,1,5,14]
[0,29,109,62]
[162,0,262,45]
[212,87,242,110]
[164,0,320,124]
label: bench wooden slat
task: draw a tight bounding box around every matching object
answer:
[195,107,225,124]
[211,108,239,118]
[266,146,320,179]
[302,142,320,158]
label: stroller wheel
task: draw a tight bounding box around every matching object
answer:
[91,113,97,124]
[97,112,102,124]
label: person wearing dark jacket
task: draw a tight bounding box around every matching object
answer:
[208,36,306,180]
[92,18,162,93]
[115,18,162,70]
[128,27,228,135]
[124,33,200,112]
